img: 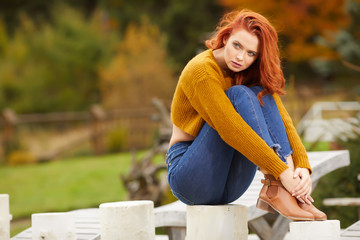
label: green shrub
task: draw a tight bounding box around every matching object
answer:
[105,127,129,153]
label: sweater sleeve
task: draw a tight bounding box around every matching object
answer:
[185,74,289,179]
[273,94,312,174]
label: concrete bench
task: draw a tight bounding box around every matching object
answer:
[340,220,360,239]
[323,198,360,220]
[154,150,350,240]
[11,209,101,240]
[11,150,350,240]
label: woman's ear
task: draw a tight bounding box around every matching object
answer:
[223,34,231,46]
[223,37,228,45]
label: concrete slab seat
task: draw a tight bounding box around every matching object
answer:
[154,150,350,240]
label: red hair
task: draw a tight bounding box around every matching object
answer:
[205,9,285,104]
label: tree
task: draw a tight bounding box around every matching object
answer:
[1,0,226,69]
[0,0,98,34]
[311,0,360,79]
[99,19,176,109]
[0,5,117,113]
[100,0,224,69]
[218,0,350,62]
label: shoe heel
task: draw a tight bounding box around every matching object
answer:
[256,198,276,214]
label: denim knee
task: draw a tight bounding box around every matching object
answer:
[225,85,259,108]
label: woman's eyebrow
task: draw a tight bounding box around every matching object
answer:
[233,40,257,54]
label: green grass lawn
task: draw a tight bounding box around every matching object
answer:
[1,151,164,236]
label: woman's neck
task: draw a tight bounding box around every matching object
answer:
[212,48,226,70]
[212,48,233,77]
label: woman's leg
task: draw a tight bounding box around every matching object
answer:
[248,86,293,162]
[167,122,238,205]
[248,86,293,176]
[221,86,293,202]
[167,85,290,205]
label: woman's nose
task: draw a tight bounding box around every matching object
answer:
[236,51,244,61]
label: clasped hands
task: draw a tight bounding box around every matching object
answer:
[279,167,314,205]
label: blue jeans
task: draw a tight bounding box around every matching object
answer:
[166,85,293,205]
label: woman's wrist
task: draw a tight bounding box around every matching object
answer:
[279,168,293,182]
[294,167,311,176]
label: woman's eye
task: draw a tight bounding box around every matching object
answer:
[233,42,240,48]
[248,52,256,57]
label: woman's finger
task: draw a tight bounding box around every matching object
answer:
[297,193,313,205]
[293,176,309,193]
[297,195,305,203]
[293,180,312,197]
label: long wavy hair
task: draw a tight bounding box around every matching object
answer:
[206,9,285,104]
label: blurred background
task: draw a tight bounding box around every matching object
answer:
[0,0,359,237]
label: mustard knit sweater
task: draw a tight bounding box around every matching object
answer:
[171,49,312,179]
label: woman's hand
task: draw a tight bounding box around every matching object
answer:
[292,168,314,204]
[279,167,314,205]
[279,168,299,194]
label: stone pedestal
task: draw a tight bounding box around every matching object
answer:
[99,200,155,240]
[289,220,341,240]
[32,212,76,240]
[186,204,248,240]
[0,194,10,240]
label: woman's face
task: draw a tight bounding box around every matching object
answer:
[223,28,259,72]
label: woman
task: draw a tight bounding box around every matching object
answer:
[166,9,326,221]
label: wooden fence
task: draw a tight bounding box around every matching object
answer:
[0,105,164,164]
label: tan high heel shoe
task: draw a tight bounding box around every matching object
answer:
[298,201,327,221]
[256,174,315,221]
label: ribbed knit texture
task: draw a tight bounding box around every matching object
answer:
[171,49,312,179]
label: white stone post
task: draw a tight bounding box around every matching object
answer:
[0,194,11,240]
[289,220,341,240]
[99,200,155,240]
[186,204,248,240]
[31,212,76,240]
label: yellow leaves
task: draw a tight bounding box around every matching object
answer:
[18,13,36,33]
[287,41,335,62]
[0,20,8,55]
[99,19,176,109]
[120,20,161,56]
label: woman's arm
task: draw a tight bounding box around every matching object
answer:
[273,94,313,203]
[272,94,312,173]
[183,73,289,179]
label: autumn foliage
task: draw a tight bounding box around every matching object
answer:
[99,19,176,109]
[217,0,350,61]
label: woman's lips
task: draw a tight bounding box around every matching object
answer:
[231,61,242,68]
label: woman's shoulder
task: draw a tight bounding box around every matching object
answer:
[187,49,217,68]
[181,49,222,80]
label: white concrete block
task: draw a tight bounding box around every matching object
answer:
[31,212,76,240]
[99,200,155,240]
[289,220,341,240]
[0,194,10,240]
[186,204,248,240]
